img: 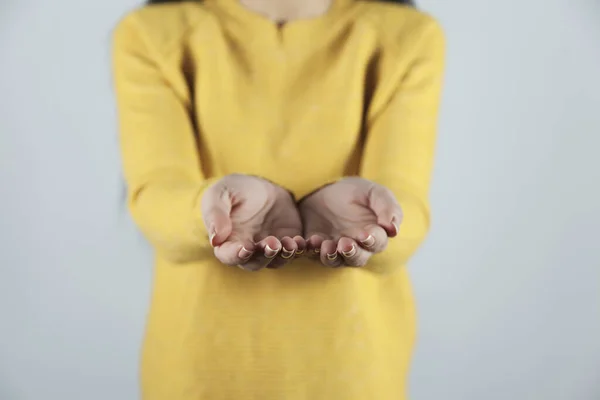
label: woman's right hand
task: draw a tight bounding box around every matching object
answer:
[201,174,305,271]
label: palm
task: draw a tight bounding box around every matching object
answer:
[227,192,303,245]
[202,174,304,270]
[302,185,378,239]
[299,177,401,267]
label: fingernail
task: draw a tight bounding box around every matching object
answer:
[265,244,279,258]
[360,235,375,248]
[281,247,294,259]
[239,247,253,260]
[295,249,305,256]
[342,245,356,258]
[313,248,320,254]
[391,216,400,235]
[209,232,217,247]
[327,252,338,261]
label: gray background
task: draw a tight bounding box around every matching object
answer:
[1,0,599,399]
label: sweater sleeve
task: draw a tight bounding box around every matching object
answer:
[360,20,446,268]
[112,13,218,263]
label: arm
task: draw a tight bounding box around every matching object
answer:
[360,20,446,267]
[112,14,217,263]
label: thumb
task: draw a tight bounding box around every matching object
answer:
[201,185,233,246]
[368,186,403,237]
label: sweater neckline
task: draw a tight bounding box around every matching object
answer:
[206,0,356,34]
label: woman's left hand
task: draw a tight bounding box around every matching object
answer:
[298,177,402,267]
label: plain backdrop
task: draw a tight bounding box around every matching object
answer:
[1,0,599,399]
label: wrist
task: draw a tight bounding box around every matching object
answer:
[233,174,296,203]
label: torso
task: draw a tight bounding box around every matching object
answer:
[131,0,433,198]
[121,2,437,398]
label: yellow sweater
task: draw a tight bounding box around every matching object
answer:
[112,0,445,399]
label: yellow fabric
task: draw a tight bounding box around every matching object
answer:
[112,0,445,399]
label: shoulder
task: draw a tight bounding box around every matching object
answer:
[354,3,446,117]
[356,1,445,58]
[112,2,216,57]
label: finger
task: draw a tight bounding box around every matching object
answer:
[266,236,297,269]
[293,235,307,258]
[368,186,403,237]
[201,186,234,246]
[320,239,343,268]
[353,224,389,254]
[306,234,326,259]
[337,237,371,267]
[213,238,256,267]
[242,236,282,271]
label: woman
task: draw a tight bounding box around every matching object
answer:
[112,0,445,398]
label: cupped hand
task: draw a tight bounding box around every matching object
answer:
[201,174,305,271]
[299,177,402,267]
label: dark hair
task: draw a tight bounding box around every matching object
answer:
[146,0,415,6]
